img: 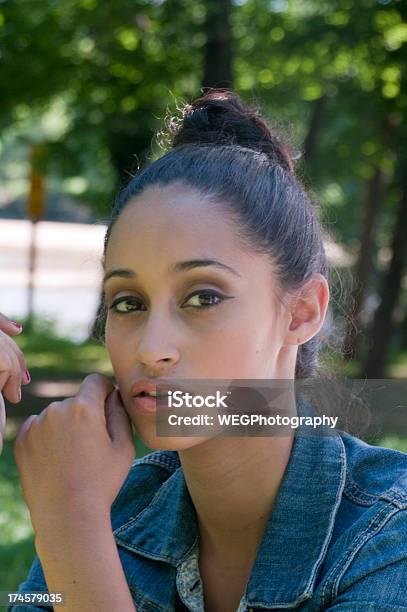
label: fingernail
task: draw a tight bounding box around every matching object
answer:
[24,369,31,383]
[18,387,21,401]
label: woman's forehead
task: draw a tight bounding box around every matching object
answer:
[103,192,276,288]
[106,186,245,258]
[116,184,224,226]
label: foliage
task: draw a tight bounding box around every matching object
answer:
[0,0,405,236]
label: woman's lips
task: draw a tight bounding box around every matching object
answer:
[132,394,168,413]
[132,395,157,413]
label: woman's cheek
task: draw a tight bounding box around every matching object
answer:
[105,328,127,379]
[108,345,128,380]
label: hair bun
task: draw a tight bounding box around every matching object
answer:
[171,90,297,174]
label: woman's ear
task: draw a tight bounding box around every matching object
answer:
[283,274,329,347]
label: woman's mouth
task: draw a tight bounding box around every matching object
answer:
[132,391,168,413]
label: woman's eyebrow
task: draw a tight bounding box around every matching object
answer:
[103,259,241,285]
[103,268,136,285]
[170,259,241,277]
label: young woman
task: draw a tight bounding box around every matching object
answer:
[10,91,407,611]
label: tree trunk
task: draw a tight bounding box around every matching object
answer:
[106,114,153,183]
[400,310,407,350]
[303,94,327,165]
[202,0,233,90]
[363,174,407,377]
[342,166,387,360]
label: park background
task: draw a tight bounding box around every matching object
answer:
[0,0,406,596]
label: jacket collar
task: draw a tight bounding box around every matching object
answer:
[114,397,346,608]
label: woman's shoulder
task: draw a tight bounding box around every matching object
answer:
[339,430,407,505]
[331,430,407,549]
[293,431,407,609]
[312,432,407,608]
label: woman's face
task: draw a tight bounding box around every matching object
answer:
[104,181,296,450]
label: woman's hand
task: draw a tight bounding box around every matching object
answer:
[0,313,30,455]
[14,373,136,538]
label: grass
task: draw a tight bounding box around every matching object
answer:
[374,436,407,454]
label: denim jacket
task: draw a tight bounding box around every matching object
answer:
[9,398,407,611]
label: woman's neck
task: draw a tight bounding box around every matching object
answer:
[178,433,294,563]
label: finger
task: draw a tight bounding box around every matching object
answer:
[0,331,29,384]
[104,389,135,450]
[0,352,22,403]
[0,392,6,440]
[0,314,23,337]
[76,373,115,412]
[1,373,22,403]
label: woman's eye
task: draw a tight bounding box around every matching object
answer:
[108,297,145,313]
[183,290,228,309]
[108,291,233,315]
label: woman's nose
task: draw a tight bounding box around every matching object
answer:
[135,314,180,369]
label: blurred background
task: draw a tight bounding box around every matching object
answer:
[0,0,406,594]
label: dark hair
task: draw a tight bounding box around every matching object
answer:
[96,89,334,379]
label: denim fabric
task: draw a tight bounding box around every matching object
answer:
[8,397,407,611]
